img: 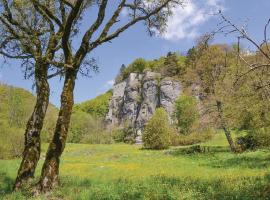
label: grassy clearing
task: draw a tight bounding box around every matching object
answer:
[0,133,270,200]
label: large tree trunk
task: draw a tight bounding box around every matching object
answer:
[14,62,50,191]
[216,101,237,152]
[38,69,77,192]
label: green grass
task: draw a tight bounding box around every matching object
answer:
[0,133,270,200]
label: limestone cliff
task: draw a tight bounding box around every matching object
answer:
[106,71,182,140]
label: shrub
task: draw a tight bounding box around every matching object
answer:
[143,108,172,149]
[0,123,24,159]
[237,127,270,151]
[82,130,113,144]
[121,58,148,80]
[170,128,214,146]
[236,135,256,151]
[174,95,199,135]
[68,110,112,144]
[112,121,135,144]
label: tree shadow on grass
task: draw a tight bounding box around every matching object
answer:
[168,145,270,169]
[208,155,270,169]
[0,172,13,196]
[167,145,230,156]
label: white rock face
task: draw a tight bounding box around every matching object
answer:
[135,72,161,129]
[160,79,182,122]
[106,72,182,143]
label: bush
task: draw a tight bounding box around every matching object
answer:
[82,130,112,144]
[170,128,214,146]
[236,135,256,151]
[121,58,148,81]
[0,122,24,159]
[174,95,199,135]
[68,110,112,144]
[237,127,270,151]
[143,108,172,149]
[112,121,135,144]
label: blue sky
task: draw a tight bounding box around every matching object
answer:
[0,0,270,107]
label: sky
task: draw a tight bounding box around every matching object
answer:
[0,0,270,107]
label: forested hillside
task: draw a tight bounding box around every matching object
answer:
[0,84,113,158]
[67,91,113,144]
[0,84,58,159]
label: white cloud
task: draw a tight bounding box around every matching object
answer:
[159,0,225,41]
[98,79,115,94]
[106,79,115,87]
[101,79,115,89]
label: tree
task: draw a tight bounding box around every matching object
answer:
[218,12,270,150]
[0,0,67,190]
[115,64,126,83]
[162,52,185,77]
[174,95,199,135]
[28,0,184,192]
[143,107,171,149]
[185,42,238,152]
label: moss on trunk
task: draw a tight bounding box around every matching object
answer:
[14,62,50,191]
[39,69,77,192]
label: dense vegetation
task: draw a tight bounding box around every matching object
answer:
[0,84,58,159]
[68,91,113,144]
[0,85,113,158]
[115,52,186,83]
[174,95,199,135]
[143,108,172,149]
[73,90,112,118]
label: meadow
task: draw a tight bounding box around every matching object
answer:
[0,133,270,200]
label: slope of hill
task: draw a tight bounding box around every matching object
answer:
[66,90,113,144]
[0,83,58,159]
[74,90,112,118]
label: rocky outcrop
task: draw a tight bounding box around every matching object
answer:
[106,71,182,140]
[160,78,182,122]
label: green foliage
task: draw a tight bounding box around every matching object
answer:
[112,121,135,144]
[74,90,112,118]
[237,127,270,151]
[0,123,24,159]
[0,84,58,158]
[115,53,186,83]
[143,108,172,149]
[174,95,199,134]
[171,128,215,146]
[162,52,186,77]
[69,90,114,144]
[69,110,112,144]
[120,58,148,81]
[115,64,126,83]
[252,128,270,147]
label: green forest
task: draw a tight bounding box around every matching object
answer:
[0,0,270,200]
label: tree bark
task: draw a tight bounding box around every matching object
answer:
[216,101,237,152]
[38,69,77,192]
[14,62,50,191]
